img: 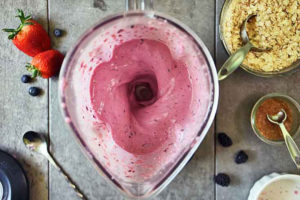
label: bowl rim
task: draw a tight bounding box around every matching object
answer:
[57,10,219,199]
[255,173,300,199]
[219,0,300,77]
[250,93,300,145]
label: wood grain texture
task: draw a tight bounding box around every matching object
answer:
[215,0,300,200]
[49,1,129,199]
[1,0,300,199]
[0,1,49,200]
[48,0,215,199]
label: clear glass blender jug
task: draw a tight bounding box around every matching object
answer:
[59,0,219,198]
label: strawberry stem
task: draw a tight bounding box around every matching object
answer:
[26,63,41,78]
[2,9,33,40]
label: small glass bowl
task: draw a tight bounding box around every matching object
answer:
[251,93,300,145]
[219,0,300,78]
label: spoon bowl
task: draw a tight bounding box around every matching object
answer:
[267,109,287,125]
[240,14,255,44]
[23,131,47,153]
[240,15,271,52]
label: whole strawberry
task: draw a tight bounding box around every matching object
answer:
[26,50,64,79]
[3,9,51,57]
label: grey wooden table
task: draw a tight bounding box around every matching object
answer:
[0,0,299,200]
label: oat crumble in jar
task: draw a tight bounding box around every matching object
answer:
[220,0,300,73]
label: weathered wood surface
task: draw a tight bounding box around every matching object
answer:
[3,0,299,200]
[49,0,216,200]
[215,0,300,200]
[0,1,48,200]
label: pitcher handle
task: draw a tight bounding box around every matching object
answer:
[126,0,154,11]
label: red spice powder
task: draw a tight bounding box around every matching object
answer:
[255,98,293,140]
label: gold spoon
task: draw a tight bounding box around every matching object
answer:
[218,14,271,81]
[267,109,300,170]
[23,131,87,199]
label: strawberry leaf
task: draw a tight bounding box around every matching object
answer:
[23,22,33,26]
[32,69,39,78]
[3,9,33,40]
[8,34,15,40]
[26,63,41,78]
[17,9,24,18]
[24,16,32,20]
[2,28,16,32]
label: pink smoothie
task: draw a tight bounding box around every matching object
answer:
[66,17,214,183]
[90,39,193,155]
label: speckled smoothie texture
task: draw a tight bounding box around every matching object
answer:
[70,16,213,185]
[90,39,194,155]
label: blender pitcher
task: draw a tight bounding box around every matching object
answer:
[59,0,219,198]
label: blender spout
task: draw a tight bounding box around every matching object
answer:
[126,0,154,11]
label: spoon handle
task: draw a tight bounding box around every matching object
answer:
[45,152,87,200]
[279,123,300,169]
[218,42,252,81]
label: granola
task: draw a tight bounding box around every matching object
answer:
[222,0,300,72]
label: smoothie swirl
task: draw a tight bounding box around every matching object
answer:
[90,39,193,155]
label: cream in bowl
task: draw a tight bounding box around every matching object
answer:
[248,173,300,200]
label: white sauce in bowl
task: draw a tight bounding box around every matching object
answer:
[258,178,300,200]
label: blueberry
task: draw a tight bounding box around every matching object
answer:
[28,87,41,96]
[53,28,63,37]
[214,173,230,187]
[235,150,248,164]
[217,132,232,147]
[21,75,31,83]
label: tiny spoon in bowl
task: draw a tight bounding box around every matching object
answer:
[267,109,300,170]
[23,131,87,199]
[218,14,271,81]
